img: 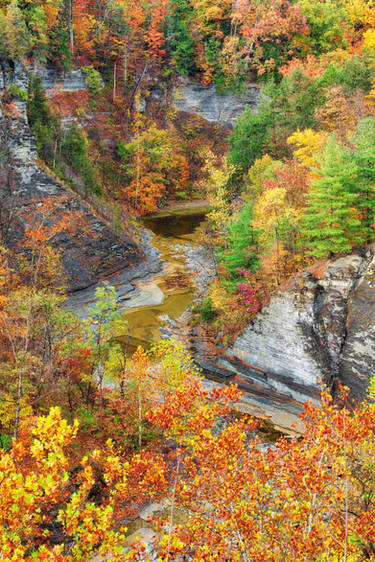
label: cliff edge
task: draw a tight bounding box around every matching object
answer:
[0,61,141,291]
[193,247,375,404]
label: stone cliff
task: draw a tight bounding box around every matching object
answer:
[148,76,261,128]
[172,78,261,127]
[196,247,375,404]
[0,61,141,291]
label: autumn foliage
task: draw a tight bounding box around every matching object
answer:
[1,0,375,557]
[2,362,375,560]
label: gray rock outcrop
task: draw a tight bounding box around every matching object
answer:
[148,77,261,127]
[36,66,103,98]
[215,247,375,403]
[172,78,261,127]
[0,61,141,291]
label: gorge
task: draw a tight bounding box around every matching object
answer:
[1,61,374,432]
[2,0,375,558]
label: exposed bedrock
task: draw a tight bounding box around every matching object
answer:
[0,61,142,291]
[36,66,105,98]
[200,247,375,403]
[149,76,262,127]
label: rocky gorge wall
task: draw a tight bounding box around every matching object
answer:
[0,61,141,291]
[216,247,375,402]
[148,76,261,127]
[171,78,261,127]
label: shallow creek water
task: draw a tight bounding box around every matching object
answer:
[121,205,208,350]
[69,201,303,434]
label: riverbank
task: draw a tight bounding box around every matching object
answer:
[66,227,163,316]
[66,201,306,434]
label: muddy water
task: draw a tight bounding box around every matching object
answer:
[120,205,208,351]
[68,202,304,434]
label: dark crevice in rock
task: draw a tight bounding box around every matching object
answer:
[332,251,373,398]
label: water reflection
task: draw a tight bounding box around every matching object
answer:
[121,208,207,349]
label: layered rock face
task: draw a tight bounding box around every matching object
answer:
[218,247,375,402]
[148,77,261,127]
[172,78,261,127]
[38,67,89,97]
[0,61,141,291]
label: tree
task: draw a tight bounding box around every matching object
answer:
[2,347,375,560]
[298,0,350,54]
[287,128,327,169]
[273,68,324,140]
[302,137,364,258]
[0,407,128,560]
[165,0,197,75]
[253,187,299,282]
[141,380,375,561]
[121,119,180,214]
[0,287,83,439]
[62,123,100,196]
[247,154,283,196]
[85,284,127,416]
[235,0,309,76]
[0,0,31,60]
[104,339,197,451]
[217,202,260,284]
[203,150,235,234]
[229,103,273,172]
[351,118,375,242]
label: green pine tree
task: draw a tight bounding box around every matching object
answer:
[302,137,364,258]
[351,118,375,242]
[229,103,273,172]
[218,203,260,283]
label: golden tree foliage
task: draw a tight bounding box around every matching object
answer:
[144,380,375,562]
[202,149,235,234]
[287,128,328,169]
[345,0,375,28]
[0,407,128,560]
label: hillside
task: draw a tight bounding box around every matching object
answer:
[0,0,375,560]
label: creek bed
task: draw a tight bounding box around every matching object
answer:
[118,203,212,352]
[68,201,304,434]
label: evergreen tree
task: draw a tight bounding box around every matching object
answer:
[218,203,260,283]
[351,118,375,242]
[27,75,61,166]
[62,123,100,196]
[165,0,197,76]
[274,69,324,134]
[302,137,363,258]
[229,103,273,172]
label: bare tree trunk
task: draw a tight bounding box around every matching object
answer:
[127,63,148,111]
[96,320,103,416]
[138,378,142,449]
[69,0,74,55]
[135,120,140,212]
[113,62,117,102]
[123,40,128,90]
[12,312,31,439]
[167,454,181,561]
[13,363,22,439]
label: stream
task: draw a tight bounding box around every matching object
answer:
[67,200,213,344]
[121,202,212,352]
[68,201,303,434]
